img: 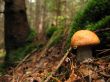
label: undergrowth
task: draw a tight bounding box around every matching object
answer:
[4,29,38,69]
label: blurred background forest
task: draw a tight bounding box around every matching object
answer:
[1,0,88,68]
[0,0,110,81]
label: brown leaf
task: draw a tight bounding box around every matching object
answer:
[93,79,105,82]
[79,65,93,76]
[65,69,77,82]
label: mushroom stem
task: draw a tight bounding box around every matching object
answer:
[77,46,93,62]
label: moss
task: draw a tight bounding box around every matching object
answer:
[46,25,57,38]
[86,16,110,30]
[26,28,37,41]
[73,0,110,26]
[71,0,110,32]
[49,27,64,47]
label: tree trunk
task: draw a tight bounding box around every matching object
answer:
[4,0,30,52]
[55,0,61,27]
[35,0,46,42]
[0,0,5,49]
[0,0,6,64]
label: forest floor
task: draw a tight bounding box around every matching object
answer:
[1,30,110,82]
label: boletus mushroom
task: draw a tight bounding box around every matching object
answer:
[71,30,100,62]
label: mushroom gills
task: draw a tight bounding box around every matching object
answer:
[77,46,93,62]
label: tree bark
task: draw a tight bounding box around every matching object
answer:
[0,0,5,49]
[35,0,46,42]
[4,0,30,52]
[0,0,6,64]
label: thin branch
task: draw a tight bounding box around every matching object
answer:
[97,49,110,55]
[15,48,38,70]
[44,47,72,82]
[95,28,110,33]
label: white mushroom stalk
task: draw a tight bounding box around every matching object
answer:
[77,46,93,62]
[71,30,100,62]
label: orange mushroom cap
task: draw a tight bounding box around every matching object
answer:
[71,30,100,48]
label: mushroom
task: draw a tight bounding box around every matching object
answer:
[71,30,100,62]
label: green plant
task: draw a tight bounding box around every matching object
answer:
[49,27,64,46]
[4,28,38,68]
[66,0,110,49]
[46,25,57,38]
[86,16,110,30]
[4,42,40,67]
[26,28,37,41]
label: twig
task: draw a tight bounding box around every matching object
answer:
[15,48,37,70]
[97,49,110,55]
[95,28,110,33]
[96,48,110,51]
[36,30,63,61]
[44,47,72,82]
[36,44,49,61]
[100,72,110,77]
[88,74,92,82]
[51,77,61,82]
